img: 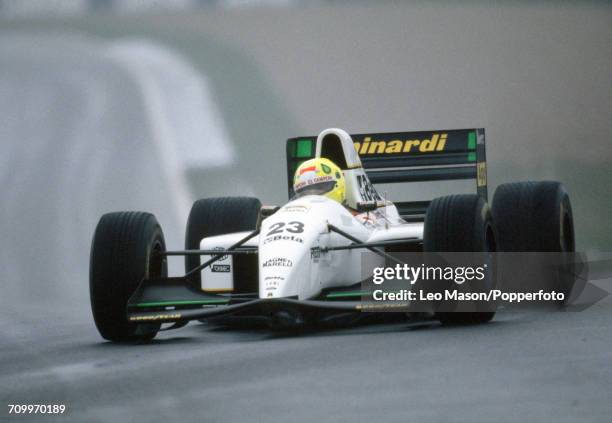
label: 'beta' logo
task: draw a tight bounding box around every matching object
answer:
[263,235,304,244]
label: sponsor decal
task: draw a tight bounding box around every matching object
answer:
[311,248,321,263]
[211,264,231,273]
[356,174,382,201]
[263,234,304,244]
[265,277,281,290]
[353,133,447,156]
[294,175,334,191]
[264,275,285,281]
[262,257,293,268]
[321,163,331,174]
[477,162,487,187]
[130,313,181,321]
[212,246,228,261]
[280,205,310,213]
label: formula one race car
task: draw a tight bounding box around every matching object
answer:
[90,128,575,342]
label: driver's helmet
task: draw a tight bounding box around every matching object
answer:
[293,157,345,204]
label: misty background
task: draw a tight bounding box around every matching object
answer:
[2,1,610,305]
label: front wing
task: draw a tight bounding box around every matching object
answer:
[127,277,363,324]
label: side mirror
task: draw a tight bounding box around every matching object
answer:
[356,201,377,213]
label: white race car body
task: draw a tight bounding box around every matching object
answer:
[94,124,572,339]
[122,126,490,328]
[200,195,423,300]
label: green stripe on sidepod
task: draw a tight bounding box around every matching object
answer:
[326,291,368,299]
[135,299,230,308]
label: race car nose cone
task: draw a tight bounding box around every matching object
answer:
[268,310,304,330]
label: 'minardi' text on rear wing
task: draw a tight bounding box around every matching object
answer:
[286,129,487,221]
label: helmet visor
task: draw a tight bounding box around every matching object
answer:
[294,180,336,198]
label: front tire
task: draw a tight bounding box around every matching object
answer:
[424,194,497,325]
[185,197,261,286]
[90,212,166,342]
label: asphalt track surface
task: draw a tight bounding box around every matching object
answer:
[2,4,612,423]
[2,300,612,422]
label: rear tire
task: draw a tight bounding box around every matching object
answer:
[90,212,166,342]
[491,181,574,252]
[185,197,261,286]
[424,194,497,325]
[492,181,576,302]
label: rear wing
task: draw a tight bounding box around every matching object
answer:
[286,129,487,221]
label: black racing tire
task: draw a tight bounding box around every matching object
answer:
[185,197,261,286]
[90,212,166,342]
[424,194,497,325]
[491,181,575,252]
[491,181,576,303]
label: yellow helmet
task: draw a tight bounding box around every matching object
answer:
[293,158,345,204]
